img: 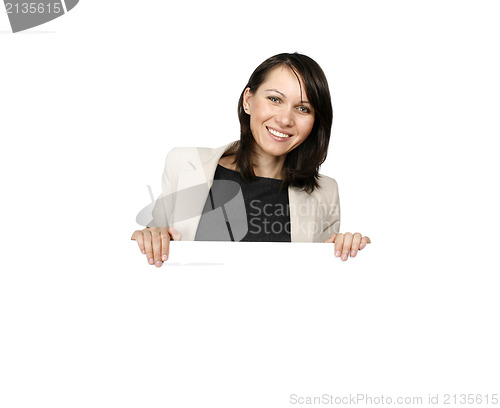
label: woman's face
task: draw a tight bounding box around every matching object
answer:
[243,66,315,161]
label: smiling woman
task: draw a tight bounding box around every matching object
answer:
[131,52,371,267]
[240,67,316,179]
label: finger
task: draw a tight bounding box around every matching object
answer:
[334,233,344,257]
[324,233,337,243]
[160,227,170,262]
[359,236,371,250]
[143,229,154,265]
[150,228,163,267]
[168,226,182,241]
[350,233,362,258]
[341,232,353,261]
[131,230,146,254]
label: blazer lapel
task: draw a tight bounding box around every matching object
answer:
[172,144,233,241]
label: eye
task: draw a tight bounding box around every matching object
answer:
[297,106,312,114]
[268,96,281,103]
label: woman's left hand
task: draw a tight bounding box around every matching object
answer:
[324,233,371,261]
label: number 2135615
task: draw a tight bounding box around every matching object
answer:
[5,3,62,14]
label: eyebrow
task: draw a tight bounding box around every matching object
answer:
[264,88,311,105]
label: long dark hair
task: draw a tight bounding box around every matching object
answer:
[222,52,333,193]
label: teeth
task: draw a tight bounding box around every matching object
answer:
[268,128,291,138]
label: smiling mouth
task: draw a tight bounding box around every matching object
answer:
[267,127,292,138]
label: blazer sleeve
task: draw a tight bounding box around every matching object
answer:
[318,176,341,242]
[161,147,180,196]
[147,148,180,228]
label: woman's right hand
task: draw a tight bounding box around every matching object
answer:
[131,226,182,267]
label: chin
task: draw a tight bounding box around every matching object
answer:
[261,142,289,157]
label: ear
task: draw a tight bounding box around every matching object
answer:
[242,87,253,114]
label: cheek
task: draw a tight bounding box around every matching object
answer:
[251,100,268,119]
[300,118,315,139]
[249,102,269,131]
[249,115,259,134]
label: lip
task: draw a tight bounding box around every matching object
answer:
[266,126,293,142]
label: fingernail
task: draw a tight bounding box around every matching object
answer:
[162,255,167,261]
[335,250,341,257]
[342,253,347,261]
[142,250,146,254]
[149,258,154,265]
[351,250,356,257]
[155,261,162,267]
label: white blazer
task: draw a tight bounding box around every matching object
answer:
[156,142,340,242]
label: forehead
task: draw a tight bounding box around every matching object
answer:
[258,66,306,98]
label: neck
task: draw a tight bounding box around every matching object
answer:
[252,152,285,180]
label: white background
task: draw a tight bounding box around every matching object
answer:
[1,1,499,407]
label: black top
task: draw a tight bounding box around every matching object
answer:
[194,164,291,242]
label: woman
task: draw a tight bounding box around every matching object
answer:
[132,52,371,267]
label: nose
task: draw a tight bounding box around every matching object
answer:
[275,107,294,128]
